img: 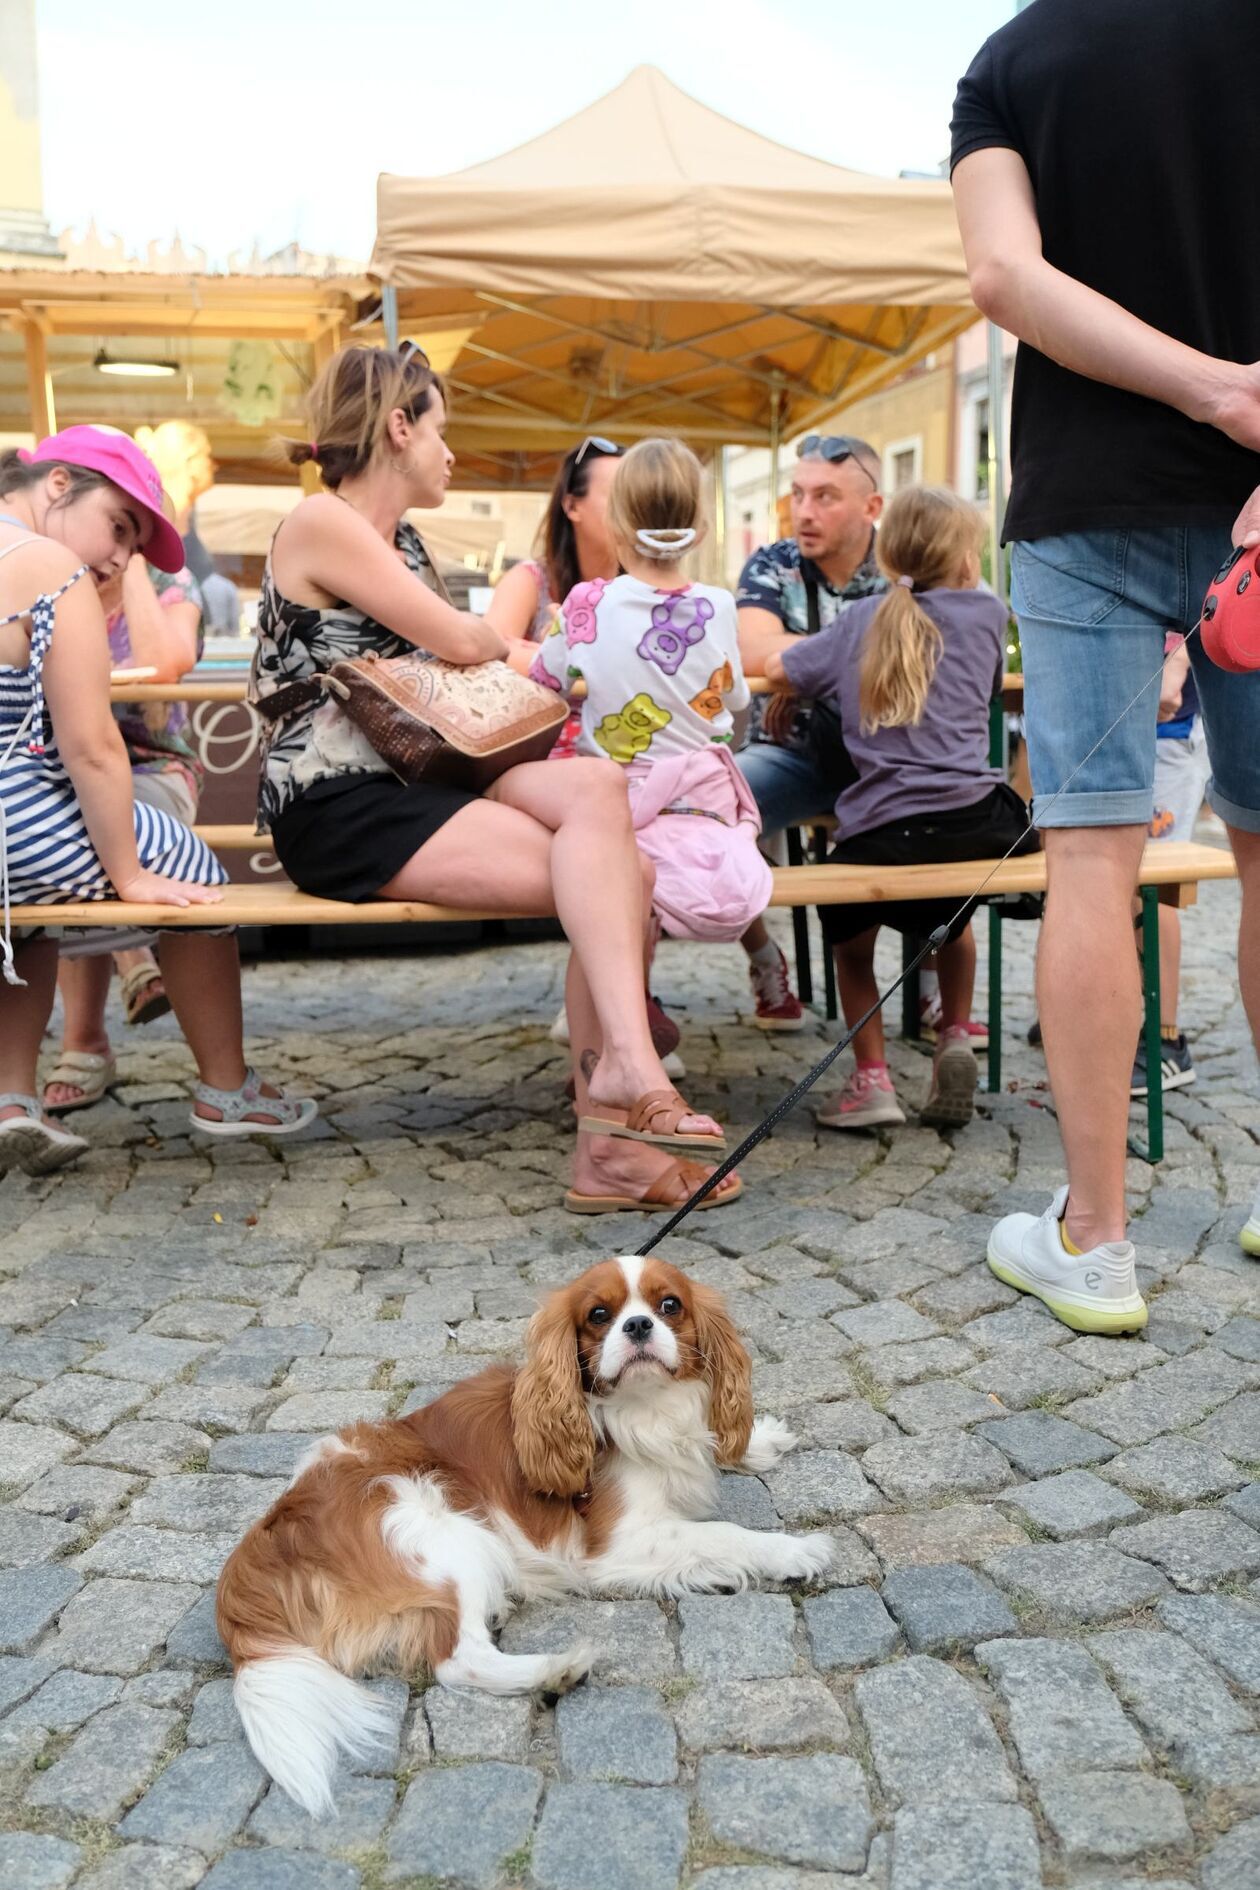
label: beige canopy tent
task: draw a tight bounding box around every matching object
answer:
[372,66,976,487]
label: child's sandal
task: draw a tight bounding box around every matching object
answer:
[189,1068,319,1140]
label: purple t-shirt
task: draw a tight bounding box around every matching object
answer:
[781,586,1006,837]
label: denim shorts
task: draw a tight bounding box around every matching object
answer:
[1011,525,1260,832]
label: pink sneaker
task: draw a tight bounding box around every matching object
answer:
[817,1066,906,1131]
[748,945,805,1031]
[922,1014,989,1051]
[920,1025,979,1129]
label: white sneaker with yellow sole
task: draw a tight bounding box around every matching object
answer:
[987,1186,1147,1334]
[1241,1179,1260,1258]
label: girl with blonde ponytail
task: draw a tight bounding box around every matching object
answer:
[764,484,1037,1134]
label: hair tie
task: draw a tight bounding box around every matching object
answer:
[309,442,320,459]
[15,448,32,465]
[636,527,697,560]
[895,574,915,589]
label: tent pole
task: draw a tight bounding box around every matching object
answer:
[985,320,1007,604]
[768,378,783,545]
[382,285,399,351]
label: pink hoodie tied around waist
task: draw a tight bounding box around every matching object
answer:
[625,747,773,943]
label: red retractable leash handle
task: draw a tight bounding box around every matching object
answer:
[1202,543,1260,672]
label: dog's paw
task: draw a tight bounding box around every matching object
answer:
[741,1414,798,1473]
[779,1531,837,1582]
[545,1641,595,1695]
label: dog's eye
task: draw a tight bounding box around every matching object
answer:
[659,1296,683,1317]
[587,1306,611,1326]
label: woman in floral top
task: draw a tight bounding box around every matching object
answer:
[43,555,205,1113]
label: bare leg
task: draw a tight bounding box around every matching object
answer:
[831,929,885,1064]
[741,915,771,956]
[1229,826,1260,1053]
[0,938,59,1125]
[44,955,114,1107]
[937,927,978,1030]
[1038,825,1147,1248]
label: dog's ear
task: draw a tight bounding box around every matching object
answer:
[511,1289,597,1496]
[691,1281,753,1465]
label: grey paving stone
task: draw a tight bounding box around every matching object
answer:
[87,1333,212,1384]
[854,1655,1016,1807]
[889,1804,1043,1890]
[125,1670,197,1708]
[84,1419,213,1476]
[12,1373,145,1439]
[885,1380,999,1433]
[977,1410,1116,1475]
[0,1563,81,1653]
[859,1338,979,1392]
[0,1420,77,1492]
[912,1267,1019,1327]
[533,1782,688,1890]
[1226,1482,1260,1528]
[164,1588,228,1666]
[1192,1391,1260,1459]
[960,1301,1071,1351]
[1176,1734,1260,1812]
[977,1635,1148,1778]
[1088,1627,1251,1746]
[0,1651,55,1714]
[77,1522,237,1586]
[861,1432,1014,1504]
[1063,1334,1167,1380]
[75,1844,212,1890]
[186,1674,244,1743]
[983,1541,1171,1625]
[0,1833,82,1890]
[424,1687,531,1762]
[676,1675,849,1753]
[1065,1350,1254,1447]
[200,1854,361,1890]
[218,1321,330,1358]
[385,1760,542,1888]
[145,1298,259,1341]
[5,1666,120,1733]
[1202,1817,1260,1890]
[266,1391,390,1430]
[679,1593,798,1679]
[1113,1507,1260,1591]
[751,1357,858,1411]
[1038,1771,1191,1863]
[691,1869,882,1890]
[52,1576,200,1673]
[763,1449,879,1524]
[208,1432,321,1476]
[697,1753,872,1873]
[0,1508,83,1568]
[1101,1435,1248,1503]
[129,1472,286,1534]
[27,1701,179,1819]
[764,1278,858,1319]
[790,1399,898,1450]
[120,1739,267,1849]
[881,1564,1017,1653]
[833,1301,941,1346]
[499,1598,675,1684]
[16,1463,138,1525]
[555,1683,678,1783]
[0,1338,92,1383]
[803,1586,901,1670]
[1158,1592,1260,1693]
[1216,1316,1260,1362]
[1000,1468,1144,1540]
[147,1384,278,1434]
[248,1773,397,1853]
[961,1342,1107,1410]
[860,1503,1027,1570]
[715,1472,780,1528]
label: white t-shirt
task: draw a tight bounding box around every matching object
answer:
[529,573,750,763]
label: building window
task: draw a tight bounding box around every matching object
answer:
[884,436,922,492]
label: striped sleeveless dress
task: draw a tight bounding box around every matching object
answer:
[0,535,226,980]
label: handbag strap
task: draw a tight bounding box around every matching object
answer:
[803,573,821,636]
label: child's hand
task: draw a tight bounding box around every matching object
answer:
[112,870,224,908]
[761,693,797,743]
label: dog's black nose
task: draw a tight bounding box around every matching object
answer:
[622,1314,654,1344]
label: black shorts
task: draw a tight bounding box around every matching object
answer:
[821,784,1039,947]
[270,774,479,902]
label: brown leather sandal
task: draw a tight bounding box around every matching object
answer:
[564,1160,743,1215]
[577,1088,726,1152]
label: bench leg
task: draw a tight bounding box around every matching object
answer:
[987,903,1003,1094]
[784,826,813,1008]
[1128,883,1164,1164]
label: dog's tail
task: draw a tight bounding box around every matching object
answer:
[232,1646,394,1819]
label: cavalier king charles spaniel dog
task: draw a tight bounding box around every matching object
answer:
[217,1254,835,1816]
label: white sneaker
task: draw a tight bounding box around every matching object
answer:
[550,1006,570,1046]
[1241,1178,1260,1257]
[987,1186,1147,1334]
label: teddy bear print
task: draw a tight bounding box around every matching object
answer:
[689,661,733,721]
[563,577,608,645]
[638,594,713,675]
[594,691,672,763]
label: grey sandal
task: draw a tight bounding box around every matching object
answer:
[189,1068,319,1140]
[0,1094,90,1175]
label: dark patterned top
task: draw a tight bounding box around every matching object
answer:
[251,518,442,830]
[736,536,885,751]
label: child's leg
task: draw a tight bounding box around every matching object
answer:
[0,939,59,1119]
[831,928,886,1064]
[937,924,977,1030]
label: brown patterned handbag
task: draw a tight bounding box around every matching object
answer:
[318,650,568,789]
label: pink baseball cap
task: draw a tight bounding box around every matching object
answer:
[20,426,185,573]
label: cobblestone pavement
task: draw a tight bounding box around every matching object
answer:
[1,880,1258,1890]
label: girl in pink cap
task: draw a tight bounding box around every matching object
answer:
[0,427,316,1173]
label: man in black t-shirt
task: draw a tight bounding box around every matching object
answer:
[950,0,1260,1331]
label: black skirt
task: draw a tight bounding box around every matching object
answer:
[821,784,1039,946]
[270,774,479,902]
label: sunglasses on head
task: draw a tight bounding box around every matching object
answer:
[797,434,878,489]
[397,338,431,370]
[568,436,623,487]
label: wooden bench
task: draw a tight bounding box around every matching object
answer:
[12,839,1235,1163]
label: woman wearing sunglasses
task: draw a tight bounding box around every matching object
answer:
[254,348,734,1212]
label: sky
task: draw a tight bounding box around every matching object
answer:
[36,0,1014,264]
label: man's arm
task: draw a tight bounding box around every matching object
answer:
[737,604,805,678]
[952,147,1260,457]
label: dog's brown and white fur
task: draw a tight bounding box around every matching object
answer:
[217,1255,834,1815]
